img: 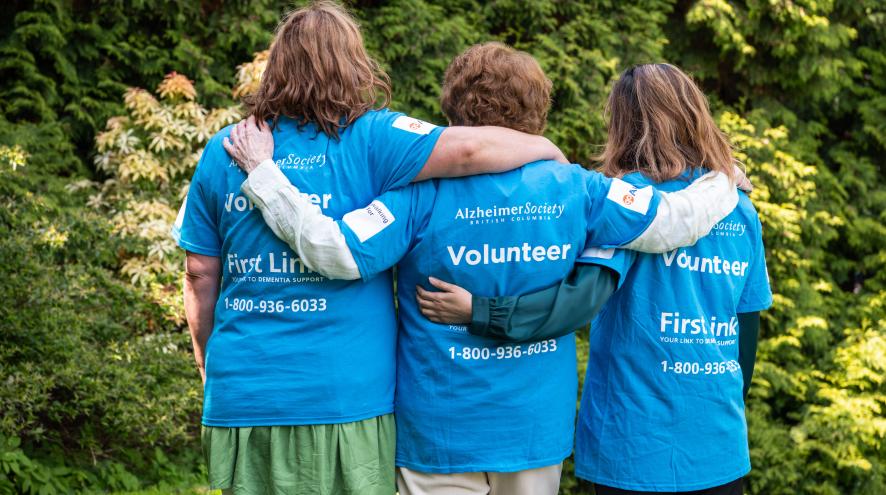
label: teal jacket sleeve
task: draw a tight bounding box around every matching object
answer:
[468,264,617,342]
[738,311,761,399]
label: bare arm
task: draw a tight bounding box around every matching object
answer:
[183,252,221,383]
[413,126,568,181]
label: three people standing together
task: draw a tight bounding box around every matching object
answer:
[173,2,771,494]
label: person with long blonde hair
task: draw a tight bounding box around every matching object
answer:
[418,63,772,495]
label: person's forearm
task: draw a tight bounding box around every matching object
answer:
[737,312,761,399]
[414,127,567,181]
[470,265,617,342]
[183,268,220,382]
[625,171,738,253]
[240,160,361,280]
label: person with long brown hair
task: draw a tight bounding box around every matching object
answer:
[173,3,573,494]
[418,63,771,495]
[226,43,749,493]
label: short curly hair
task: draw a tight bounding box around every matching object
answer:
[441,42,552,135]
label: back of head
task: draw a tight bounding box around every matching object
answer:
[246,1,391,138]
[598,63,735,182]
[441,42,552,135]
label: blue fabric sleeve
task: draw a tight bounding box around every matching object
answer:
[576,246,637,290]
[584,172,663,248]
[172,135,224,257]
[369,110,445,190]
[338,181,437,280]
[737,216,773,312]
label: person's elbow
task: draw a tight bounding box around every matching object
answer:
[184,252,221,285]
[453,134,482,170]
[418,128,481,180]
[185,269,216,285]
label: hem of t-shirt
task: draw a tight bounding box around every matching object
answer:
[353,247,375,282]
[395,448,571,474]
[575,464,750,492]
[201,405,393,428]
[177,238,221,257]
[737,294,773,313]
[400,125,445,186]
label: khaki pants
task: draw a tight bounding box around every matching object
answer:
[397,463,563,495]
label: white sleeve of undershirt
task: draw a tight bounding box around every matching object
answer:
[239,159,361,280]
[624,171,738,253]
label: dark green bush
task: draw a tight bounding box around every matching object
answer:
[0,168,202,493]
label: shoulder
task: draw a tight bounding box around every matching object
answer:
[619,171,653,185]
[348,108,398,131]
[351,108,440,136]
[735,192,765,236]
[523,161,590,181]
[487,161,589,192]
[736,192,759,216]
[189,125,239,190]
[197,125,236,170]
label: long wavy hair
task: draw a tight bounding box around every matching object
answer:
[245,1,391,138]
[597,63,735,182]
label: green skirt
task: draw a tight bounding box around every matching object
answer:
[202,414,396,495]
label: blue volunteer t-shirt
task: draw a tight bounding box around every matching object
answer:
[336,161,664,473]
[574,171,773,491]
[172,110,443,426]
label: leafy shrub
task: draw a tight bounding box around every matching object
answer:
[83,53,262,324]
[0,164,202,493]
[91,73,240,287]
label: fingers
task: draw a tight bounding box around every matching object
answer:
[415,287,459,325]
[415,286,438,305]
[417,297,439,312]
[733,164,753,193]
[418,306,443,322]
[428,276,457,292]
[230,121,241,147]
[416,287,445,313]
[222,136,233,155]
[415,292,439,320]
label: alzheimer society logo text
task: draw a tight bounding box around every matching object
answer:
[453,202,565,225]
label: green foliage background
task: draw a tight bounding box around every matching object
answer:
[0,0,883,493]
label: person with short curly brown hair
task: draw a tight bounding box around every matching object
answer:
[441,42,552,135]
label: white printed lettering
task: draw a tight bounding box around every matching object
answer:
[343,200,396,242]
[661,249,749,278]
[446,243,571,266]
